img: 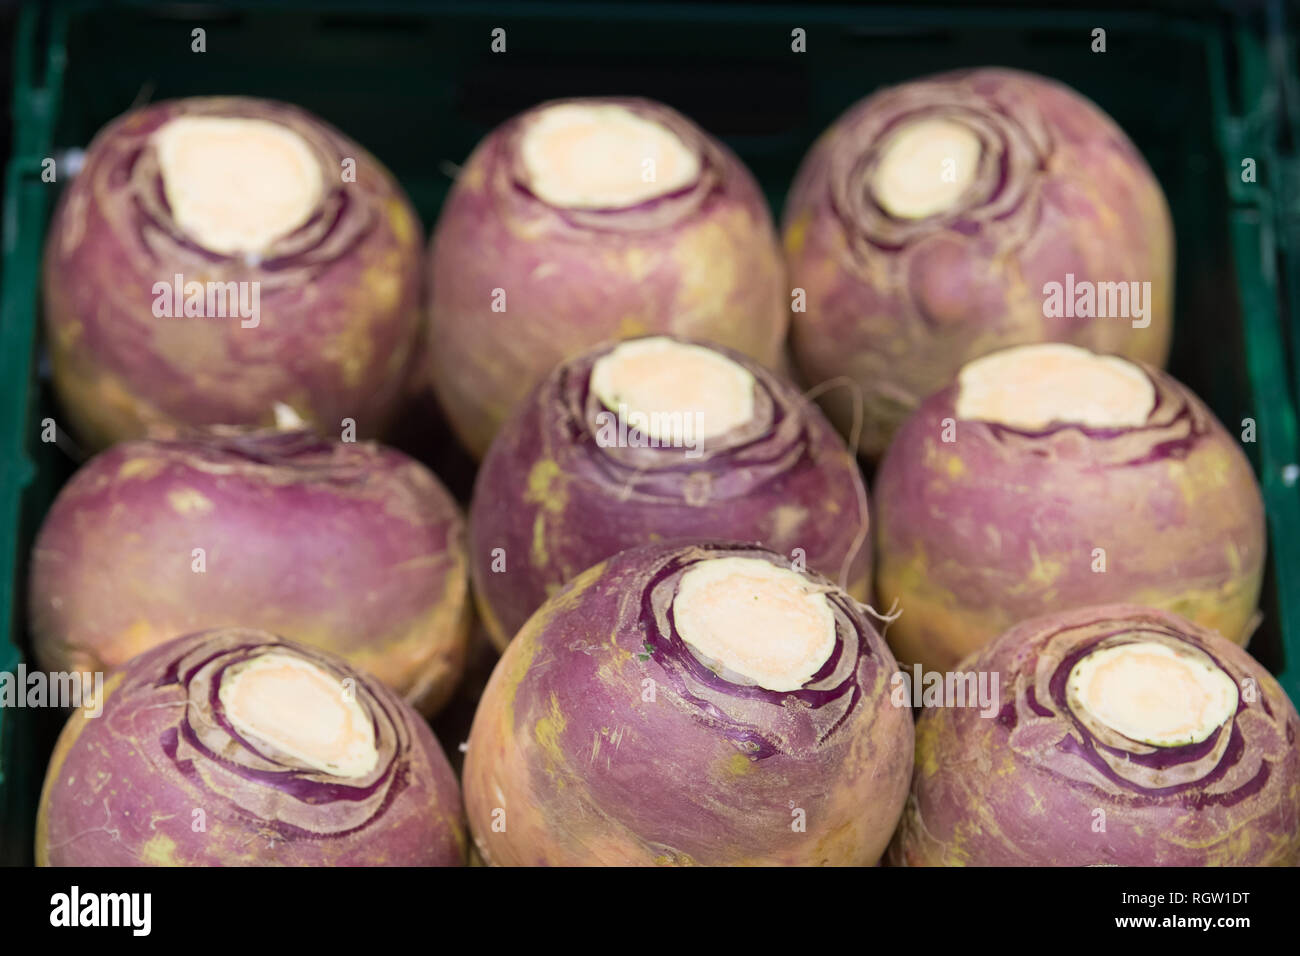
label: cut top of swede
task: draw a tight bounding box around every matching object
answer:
[870,117,982,219]
[1067,640,1238,747]
[519,103,701,209]
[588,336,757,441]
[673,557,837,692]
[955,343,1157,430]
[153,116,325,255]
[218,651,379,778]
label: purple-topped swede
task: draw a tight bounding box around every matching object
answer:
[875,343,1265,673]
[43,96,424,448]
[37,629,466,866]
[783,68,1174,457]
[29,427,470,715]
[463,541,913,866]
[469,335,871,650]
[890,605,1300,866]
[426,97,788,458]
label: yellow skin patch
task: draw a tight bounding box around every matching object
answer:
[524,459,566,514]
[530,513,550,573]
[329,284,384,389]
[877,544,1010,670]
[914,711,944,779]
[808,818,861,866]
[1025,542,1064,588]
[1224,541,1243,576]
[767,504,808,543]
[1129,574,1262,646]
[652,850,702,866]
[166,488,215,515]
[1168,447,1236,503]
[139,832,179,866]
[616,315,651,339]
[610,249,659,284]
[673,219,743,322]
[109,620,165,673]
[533,693,569,786]
[783,212,811,258]
[524,458,569,576]
[117,457,166,481]
[387,197,415,245]
[725,752,752,776]
[596,632,636,684]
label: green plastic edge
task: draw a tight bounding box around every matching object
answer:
[0,4,66,804]
[1208,24,1300,705]
[1270,6,1300,455]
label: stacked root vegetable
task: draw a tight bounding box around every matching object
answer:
[27,72,1298,867]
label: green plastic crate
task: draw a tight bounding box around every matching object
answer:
[2,0,1298,866]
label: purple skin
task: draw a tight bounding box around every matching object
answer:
[29,428,470,716]
[783,68,1174,457]
[426,97,788,459]
[889,604,1300,866]
[43,96,424,450]
[469,336,872,650]
[36,629,467,866]
[463,541,914,866]
[874,358,1266,673]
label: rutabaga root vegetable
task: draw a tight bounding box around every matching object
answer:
[29,427,470,715]
[43,97,423,449]
[783,68,1174,457]
[426,97,788,458]
[470,335,871,650]
[463,541,913,866]
[36,629,466,866]
[889,605,1300,866]
[875,343,1265,673]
